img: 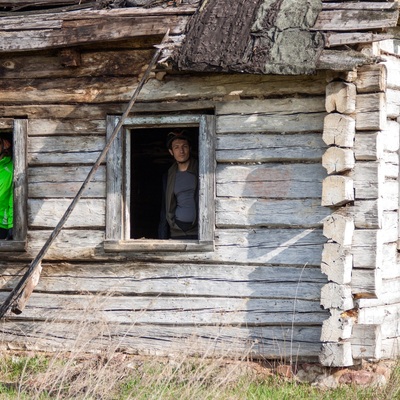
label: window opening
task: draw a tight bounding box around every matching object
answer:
[129,127,199,240]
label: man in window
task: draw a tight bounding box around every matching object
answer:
[0,137,13,240]
[158,130,198,240]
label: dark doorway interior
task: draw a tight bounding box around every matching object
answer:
[129,126,198,239]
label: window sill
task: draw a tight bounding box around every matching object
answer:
[104,239,214,253]
[0,240,26,252]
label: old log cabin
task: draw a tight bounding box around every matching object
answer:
[0,0,399,367]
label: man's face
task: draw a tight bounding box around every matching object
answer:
[169,138,190,164]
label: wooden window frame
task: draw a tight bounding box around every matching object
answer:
[0,119,28,252]
[104,114,215,252]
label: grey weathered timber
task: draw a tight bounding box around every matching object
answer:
[216,164,326,198]
[216,134,326,163]
[0,321,323,359]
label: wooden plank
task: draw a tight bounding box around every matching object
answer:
[0,118,13,130]
[216,163,326,199]
[0,322,323,359]
[28,165,106,198]
[216,133,326,162]
[216,113,325,134]
[28,199,105,228]
[313,9,399,31]
[216,198,331,228]
[28,135,105,165]
[0,293,327,326]
[0,262,326,299]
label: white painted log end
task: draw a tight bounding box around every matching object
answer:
[321,282,354,310]
[321,308,355,342]
[321,175,354,207]
[323,214,354,246]
[323,113,355,147]
[322,147,355,174]
[326,81,356,114]
[321,243,352,284]
[320,342,354,367]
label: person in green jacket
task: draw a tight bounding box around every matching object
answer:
[0,137,13,240]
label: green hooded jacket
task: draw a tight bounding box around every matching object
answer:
[0,156,13,230]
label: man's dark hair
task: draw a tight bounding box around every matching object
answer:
[166,129,191,149]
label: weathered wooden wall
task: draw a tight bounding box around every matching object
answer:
[0,35,331,359]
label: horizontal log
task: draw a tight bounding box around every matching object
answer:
[355,64,387,93]
[0,293,327,326]
[382,89,400,118]
[354,132,383,161]
[0,262,326,299]
[216,163,326,199]
[352,229,383,269]
[317,49,380,71]
[382,152,398,179]
[28,165,106,198]
[216,113,325,134]
[381,120,400,152]
[358,274,400,307]
[28,198,105,228]
[356,93,387,131]
[216,133,326,162]
[28,119,106,135]
[351,161,384,200]
[0,49,154,79]
[322,3,399,11]
[0,14,189,51]
[215,97,325,116]
[313,9,399,31]
[381,181,398,211]
[216,198,330,228]
[0,228,326,266]
[351,325,381,360]
[351,268,382,298]
[28,135,105,165]
[324,32,393,48]
[0,321,323,359]
[0,73,328,104]
[352,199,382,229]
